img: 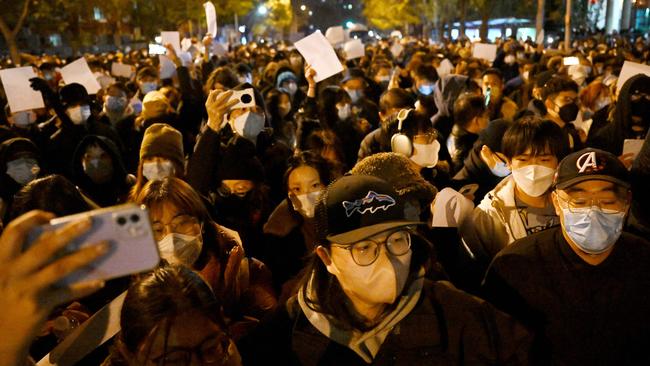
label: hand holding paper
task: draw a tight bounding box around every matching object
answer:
[294,31,343,83]
[0,67,45,113]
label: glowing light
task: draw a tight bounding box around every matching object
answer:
[257,5,268,15]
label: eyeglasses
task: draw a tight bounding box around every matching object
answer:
[150,333,231,366]
[152,215,200,241]
[331,230,412,266]
[556,192,629,214]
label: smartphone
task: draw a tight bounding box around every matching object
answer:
[563,56,579,66]
[228,88,256,110]
[459,184,479,196]
[148,43,167,56]
[26,204,160,285]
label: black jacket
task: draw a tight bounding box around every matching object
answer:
[237,280,532,365]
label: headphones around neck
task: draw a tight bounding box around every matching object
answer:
[391,108,414,157]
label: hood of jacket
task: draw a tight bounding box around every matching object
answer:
[71,134,128,190]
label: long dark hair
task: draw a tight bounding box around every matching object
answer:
[114,265,226,364]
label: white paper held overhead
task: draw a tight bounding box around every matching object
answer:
[204,2,218,37]
[325,26,345,45]
[161,31,181,54]
[616,61,650,93]
[472,43,498,62]
[623,139,644,162]
[60,58,102,95]
[111,63,134,78]
[343,39,365,60]
[0,67,45,113]
[294,30,344,83]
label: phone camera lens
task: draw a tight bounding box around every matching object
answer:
[130,214,140,223]
[117,217,127,226]
[241,94,252,104]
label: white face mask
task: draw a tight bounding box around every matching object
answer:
[410,140,440,168]
[511,164,556,197]
[326,245,411,305]
[6,158,40,186]
[593,97,611,112]
[233,111,265,143]
[289,190,322,218]
[157,233,203,266]
[142,160,175,181]
[67,105,91,125]
[337,104,351,121]
[504,55,516,65]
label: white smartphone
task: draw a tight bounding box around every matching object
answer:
[229,88,256,110]
[563,56,579,66]
[26,204,160,285]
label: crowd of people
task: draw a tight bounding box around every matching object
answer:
[1,30,650,365]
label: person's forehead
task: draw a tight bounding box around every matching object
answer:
[555,90,577,99]
[145,312,223,356]
[563,180,620,193]
[483,74,502,83]
[344,78,365,88]
[288,165,320,185]
[222,179,254,186]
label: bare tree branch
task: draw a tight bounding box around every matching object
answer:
[13,0,32,37]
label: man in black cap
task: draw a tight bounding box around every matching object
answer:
[482,147,650,365]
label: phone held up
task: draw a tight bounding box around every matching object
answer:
[25,204,160,285]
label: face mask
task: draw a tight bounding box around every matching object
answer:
[346,89,363,104]
[157,233,203,266]
[67,105,91,125]
[233,111,265,143]
[105,96,127,113]
[516,52,525,60]
[561,207,625,254]
[557,102,580,124]
[82,157,114,184]
[43,72,55,81]
[337,104,351,121]
[140,82,158,95]
[417,84,434,96]
[522,71,530,82]
[12,111,36,128]
[6,158,40,186]
[511,164,555,197]
[239,74,253,84]
[290,190,322,218]
[278,103,291,117]
[325,244,411,305]
[592,97,611,112]
[490,161,511,177]
[376,75,390,84]
[283,82,298,97]
[142,160,175,181]
[504,55,516,65]
[411,141,440,168]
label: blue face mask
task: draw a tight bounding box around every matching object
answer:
[105,96,127,113]
[418,84,434,96]
[561,207,625,254]
[490,161,511,177]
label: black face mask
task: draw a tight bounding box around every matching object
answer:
[558,102,579,123]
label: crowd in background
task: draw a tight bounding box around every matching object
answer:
[1,31,650,365]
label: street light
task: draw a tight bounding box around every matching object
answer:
[308,10,313,16]
[257,5,268,15]
[300,4,307,11]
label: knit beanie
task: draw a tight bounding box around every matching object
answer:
[60,83,90,107]
[139,123,184,167]
[141,91,172,121]
[218,137,264,182]
[350,152,437,203]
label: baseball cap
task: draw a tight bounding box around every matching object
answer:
[554,148,630,190]
[316,175,422,245]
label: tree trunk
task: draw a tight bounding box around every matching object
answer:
[459,0,466,37]
[536,0,545,41]
[8,38,20,66]
[564,0,572,51]
[480,8,489,41]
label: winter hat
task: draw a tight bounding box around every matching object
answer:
[141,90,172,120]
[350,152,437,203]
[139,123,184,167]
[60,83,90,107]
[218,137,264,182]
[276,70,298,88]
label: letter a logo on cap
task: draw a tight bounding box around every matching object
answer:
[576,151,598,173]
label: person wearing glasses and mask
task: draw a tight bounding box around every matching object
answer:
[483,148,650,365]
[134,177,277,340]
[238,175,531,365]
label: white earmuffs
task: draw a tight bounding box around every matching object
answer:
[391,108,414,157]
